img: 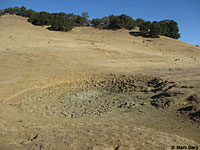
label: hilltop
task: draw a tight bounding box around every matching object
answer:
[0,15,200,149]
[1,6,181,39]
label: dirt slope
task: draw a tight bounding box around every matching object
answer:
[0,15,200,150]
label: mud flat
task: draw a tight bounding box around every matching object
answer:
[0,74,200,149]
[7,74,179,118]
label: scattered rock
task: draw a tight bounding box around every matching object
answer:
[178,106,194,112]
[177,95,200,122]
[175,59,180,61]
[17,120,23,122]
[147,78,171,93]
[151,92,171,99]
[114,146,120,150]
[147,78,163,88]
[181,85,194,89]
[31,134,39,141]
[140,102,147,106]
[189,111,200,122]
[187,95,199,103]
[118,102,135,109]
[14,74,179,117]
[151,98,172,108]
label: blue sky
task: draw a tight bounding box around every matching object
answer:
[0,0,199,45]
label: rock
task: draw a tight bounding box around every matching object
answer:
[175,59,180,61]
[151,98,172,108]
[147,78,167,88]
[140,102,147,106]
[189,111,200,121]
[178,106,194,112]
[118,102,128,108]
[187,95,199,103]
[114,146,120,150]
[151,92,171,99]
[181,85,194,89]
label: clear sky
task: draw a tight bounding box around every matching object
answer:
[0,0,199,45]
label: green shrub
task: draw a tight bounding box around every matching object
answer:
[138,20,181,39]
[91,18,102,28]
[118,14,136,30]
[1,6,181,38]
[135,18,145,26]
[91,14,136,30]
[139,21,151,34]
[50,16,73,31]
[81,12,89,26]
[0,9,4,16]
[150,21,161,38]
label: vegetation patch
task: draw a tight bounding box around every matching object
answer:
[1,6,180,39]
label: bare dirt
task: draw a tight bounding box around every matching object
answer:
[0,15,200,150]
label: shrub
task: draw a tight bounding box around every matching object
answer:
[1,6,181,38]
[91,14,136,30]
[135,18,145,26]
[91,18,102,28]
[139,21,151,34]
[108,15,123,29]
[28,12,51,26]
[158,20,180,39]
[81,12,89,26]
[118,14,136,30]
[150,21,161,38]
[138,20,181,39]
[167,20,181,39]
[50,16,73,31]
[0,9,4,16]
[90,17,109,29]
[71,15,84,26]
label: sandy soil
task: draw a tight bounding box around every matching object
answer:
[0,15,200,150]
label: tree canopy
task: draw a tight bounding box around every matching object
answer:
[91,14,136,30]
[0,10,3,16]
[2,6,181,39]
[81,12,89,26]
[138,20,180,39]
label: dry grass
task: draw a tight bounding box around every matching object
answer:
[0,15,200,149]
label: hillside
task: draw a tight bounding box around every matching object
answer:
[0,15,200,149]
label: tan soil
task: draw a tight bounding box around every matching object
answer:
[0,15,200,150]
